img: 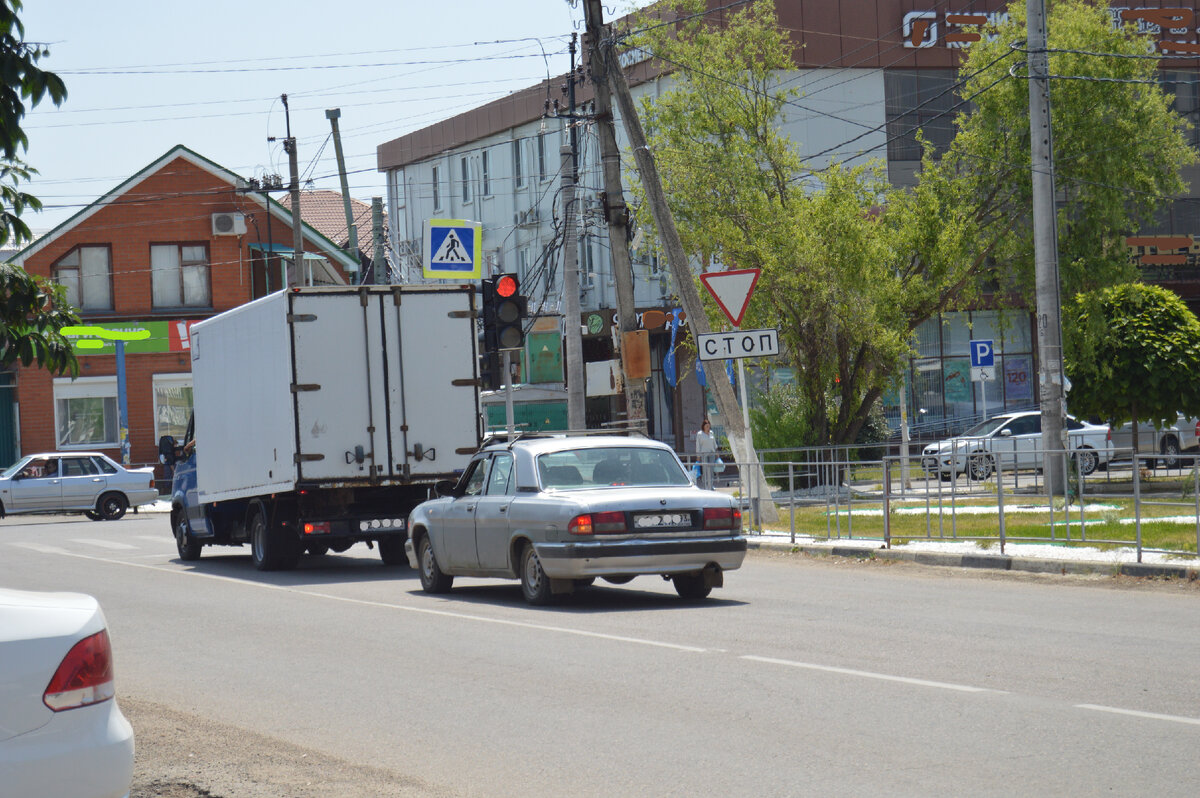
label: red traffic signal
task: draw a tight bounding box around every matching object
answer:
[496,273,518,298]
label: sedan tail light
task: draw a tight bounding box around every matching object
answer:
[703,506,741,531]
[43,629,116,712]
[568,511,626,535]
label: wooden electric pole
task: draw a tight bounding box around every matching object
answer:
[583,0,647,431]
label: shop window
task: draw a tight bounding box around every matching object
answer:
[153,374,193,443]
[54,377,117,448]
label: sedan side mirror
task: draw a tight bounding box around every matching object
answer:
[434,479,459,498]
[998,429,1012,437]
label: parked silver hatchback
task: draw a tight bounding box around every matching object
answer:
[0,452,158,521]
[406,435,747,604]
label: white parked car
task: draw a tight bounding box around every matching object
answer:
[0,452,158,521]
[0,588,135,798]
[921,411,1111,479]
[1106,413,1200,469]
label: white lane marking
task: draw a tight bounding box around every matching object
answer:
[72,538,137,550]
[1076,704,1200,726]
[9,547,707,653]
[10,542,70,555]
[741,654,1001,693]
[136,535,169,543]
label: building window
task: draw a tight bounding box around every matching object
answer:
[481,150,491,196]
[461,157,471,203]
[519,246,531,283]
[513,139,524,188]
[52,246,112,311]
[884,69,959,162]
[537,133,547,181]
[153,374,193,443]
[53,376,117,448]
[151,244,210,308]
[432,165,441,210]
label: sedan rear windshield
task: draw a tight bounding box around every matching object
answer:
[537,447,691,489]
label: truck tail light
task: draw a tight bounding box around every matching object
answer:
[568,511,625,535]
[43,629,115,712]
[703,507,741,531]
[303,521,331,535]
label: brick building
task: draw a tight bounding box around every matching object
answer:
[3,145,357,472]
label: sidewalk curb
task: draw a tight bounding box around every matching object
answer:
[746,538,1200,580]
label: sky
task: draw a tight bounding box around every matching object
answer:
[17,0,651,235]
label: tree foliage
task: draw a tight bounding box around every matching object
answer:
[626,0,1194,446]
[0,0,75,376]
[1063,283,1200,430]
[939,0,1194,301]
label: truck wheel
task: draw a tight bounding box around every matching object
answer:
[378,537,407,566]
[417,534,453,593]
[249,507,298,571]
[173,512,202,561]
[98,492,128,521]
[520,543,555,606]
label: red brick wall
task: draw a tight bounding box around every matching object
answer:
[13,153,336,471]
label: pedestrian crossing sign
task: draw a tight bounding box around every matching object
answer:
[424,218,482,279]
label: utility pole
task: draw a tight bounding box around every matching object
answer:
[600,28,779,525]
[561,143,585,429]
[281,94,305,288]
[326,108,360,282]
[371,198,385,284]
[1026,0,1067,494]
[583,0,647,432]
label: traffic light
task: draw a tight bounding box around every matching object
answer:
[488,272,527,351]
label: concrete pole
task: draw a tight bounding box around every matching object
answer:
[600,27,779,524]
[1027,0,1067,495]
[282,95,305,288]
[583,0,647,432]
[326,108,360,281]
[371,198,385,284]
[560,144,586,430]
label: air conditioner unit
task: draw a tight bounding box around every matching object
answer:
[516,208,540,226]
[212,212,246,236]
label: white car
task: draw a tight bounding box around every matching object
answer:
[0,588,135,798]
[921,411,1111,479]
[0,452,158,521]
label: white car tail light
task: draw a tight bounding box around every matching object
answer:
[43,629,115,712]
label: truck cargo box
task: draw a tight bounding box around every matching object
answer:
[190,286,479,504]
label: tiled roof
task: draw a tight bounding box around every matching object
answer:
[281,190,383,260]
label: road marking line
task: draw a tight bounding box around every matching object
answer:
[136,535,167,543]
[71,538,138,550]
[741,655,1001,693]
[1076,704,1200,726]
[10,542,70,555]
[8,546,706,653]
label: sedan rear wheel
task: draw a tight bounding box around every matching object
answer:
[417,535,453,593]
[673,572,713,601]
[1074,447,1098,476]
[1161,437,1181,469]
[98,492,128,521]
[520,543,555,606]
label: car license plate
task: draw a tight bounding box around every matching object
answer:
[634,512,691,529]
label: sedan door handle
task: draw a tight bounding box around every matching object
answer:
[498,507,507,513]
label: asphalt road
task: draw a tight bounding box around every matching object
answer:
[3,512,1199,797]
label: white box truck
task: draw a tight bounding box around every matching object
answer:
[168,285,481,569]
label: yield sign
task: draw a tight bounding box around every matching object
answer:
[699,268,760,327]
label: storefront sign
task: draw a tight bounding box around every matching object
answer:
[63,320,198,356]
[902,7,1200,55]
[581,308,687,337]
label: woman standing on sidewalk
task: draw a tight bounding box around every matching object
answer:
[695,418,718,490]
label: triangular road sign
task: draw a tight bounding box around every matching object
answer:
[699,268,760,327]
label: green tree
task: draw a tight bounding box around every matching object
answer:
[628,1,907,446]
[1063,283,1200,449]
[627,0,1194,447]
[0,0,75,376]
[936,0,1195,301]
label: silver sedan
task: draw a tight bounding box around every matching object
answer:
[0,452,158,521]
[406,435,747,605]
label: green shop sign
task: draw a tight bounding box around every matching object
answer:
[61,321,197,356]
